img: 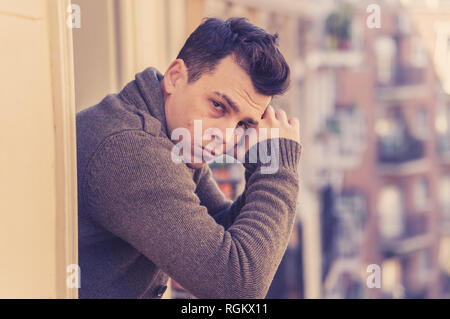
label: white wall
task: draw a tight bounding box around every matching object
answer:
[0,0,77,298]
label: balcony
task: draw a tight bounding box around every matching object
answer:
[438,134,450,165]
[378,137,424,163]
[394,66,425,86]
[377,67,428,102]
[305,9,364,69]
[306,50,363,69]
[377,134,427,176]
[381,214,431,256]
[405,214,428,237]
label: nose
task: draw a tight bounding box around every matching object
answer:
[205,122,243,155]
[203,127,223,153]
[221,122,245,154]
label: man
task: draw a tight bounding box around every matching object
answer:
[76,17,301,299]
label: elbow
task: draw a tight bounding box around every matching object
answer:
[214,270,273,299]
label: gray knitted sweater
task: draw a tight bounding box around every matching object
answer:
[76,67,301,299]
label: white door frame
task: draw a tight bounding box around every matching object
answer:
[47,0,78,299]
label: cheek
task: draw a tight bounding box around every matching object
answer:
[186,119,194,131]
[185,118,198,143]
[202,120,229,142]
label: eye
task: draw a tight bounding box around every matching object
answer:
[210,100,225,113]
[237,121,248,129]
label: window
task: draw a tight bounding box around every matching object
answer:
[410,36,428,68]
[382,258,404,298]
[376,110,406,159]
[334,192,367,256]
[378,185,405,239]
[416,249,432,284]
[327,105,368,168]
[439,176,450,217]
[374,36,397,85]
[397,12,411,35]
[413,108,429,140]
[433,22,450,93]
[435,102,450,136]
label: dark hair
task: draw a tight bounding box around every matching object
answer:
[176,17,290,96]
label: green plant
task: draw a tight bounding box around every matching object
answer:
[325,8,352,42]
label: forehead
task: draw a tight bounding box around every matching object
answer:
[194,56,271,115]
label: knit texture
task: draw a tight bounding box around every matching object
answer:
[76,67,302,299]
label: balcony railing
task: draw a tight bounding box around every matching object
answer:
[377,135,424,164]
[381,214,430,256]
[394,66,425,86]
[404,214,428,237]
[376,67,428,101]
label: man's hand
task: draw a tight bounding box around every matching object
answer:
[234,105,300,161]
[259,105,300,143]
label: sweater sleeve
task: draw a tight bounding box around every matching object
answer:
[83,130,301,299]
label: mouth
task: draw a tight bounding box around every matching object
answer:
[192,144,216,162]
[202,146,216,156]
[201,146,216,160]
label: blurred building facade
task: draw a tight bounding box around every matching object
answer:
[0,0,78,298]
[291,0,450,298]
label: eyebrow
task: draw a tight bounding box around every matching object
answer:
[213,91,260,126]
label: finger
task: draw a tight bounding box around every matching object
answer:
[262,104,275,120]
[288,117,299,127]
[275,109,288,123]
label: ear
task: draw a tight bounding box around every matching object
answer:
[162,59,188,95]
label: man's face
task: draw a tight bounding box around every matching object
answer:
[162,55,271,169]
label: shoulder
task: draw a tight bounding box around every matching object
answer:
[82,130,197,202]
[89,130,188,176]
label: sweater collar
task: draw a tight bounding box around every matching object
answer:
[119,67,170,139]
[118,67,206,174]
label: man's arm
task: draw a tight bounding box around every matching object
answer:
[83,131,301,299]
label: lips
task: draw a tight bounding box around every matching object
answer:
[202,147,216,156]
[192,144,221,162]
[201,147,216,160]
